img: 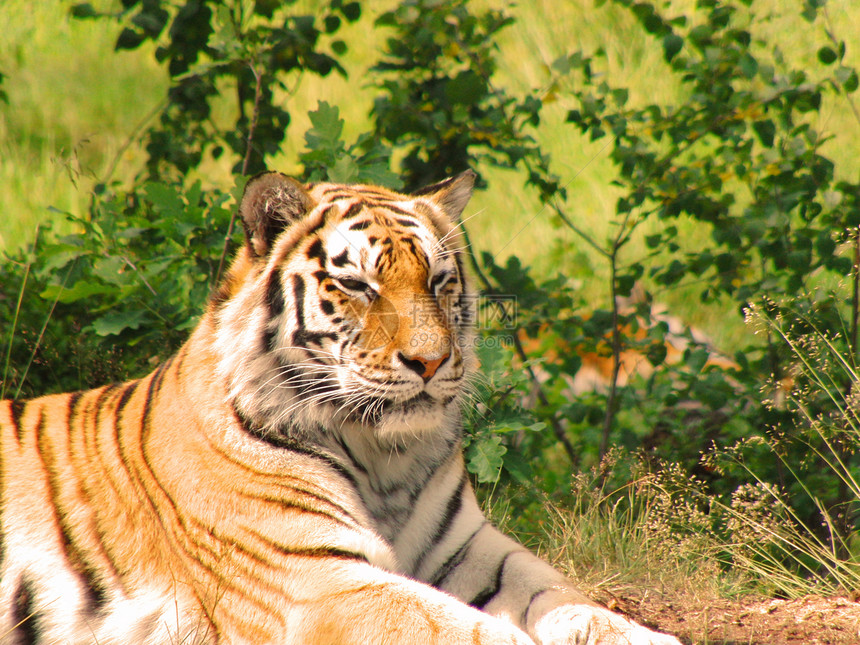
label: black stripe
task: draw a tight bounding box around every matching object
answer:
[333,436,368,475]
[324,192,360,204]
[262,327,278,353]
[320,186,394,199]
[11,399,26,444]
[77,384,130,591]
[11,576,39,644]
[139,362,190,544]
[67,391,84,425]
[341,202,365,220]
[114,380,139,420]
[316,204,336,224]
[248,528,368,563]
[239,491,353,529]
[411,471,467,574]
[429,522,486,587]
[115,375,179,561]
[290,332,339,349]
[395,218,419,228]
[306,239,326,264]
[36,395,112,613]
[521,588,550,628]
[331,250,352,268]
[201,429,362,527]
[401,236,424,264]
[373,202,415,217]
[173,347,187,382]
[469,552,512,609]
[292,275,306,332]
[319,187,349,197]
[430,271,451,290]
[232,406,359,490]
[348,219,372,231]
[320,300,335,316]
[266,270,285,317]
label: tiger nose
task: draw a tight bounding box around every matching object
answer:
[397,352,450,382]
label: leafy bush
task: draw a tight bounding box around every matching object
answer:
[1,181,239,399]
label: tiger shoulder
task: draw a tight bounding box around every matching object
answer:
[0,170,680,645]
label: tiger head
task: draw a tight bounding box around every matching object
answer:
[212,171,479,443]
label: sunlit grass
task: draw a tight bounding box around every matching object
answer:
[0,0,165,250]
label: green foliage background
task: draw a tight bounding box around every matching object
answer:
[2,0,859,596]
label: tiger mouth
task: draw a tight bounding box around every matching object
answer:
[339,391,456,424]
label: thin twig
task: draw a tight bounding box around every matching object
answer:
[822,7,860,129]
[599,248,622,462]
[510,332,579,466]
[99,98,167,187]
[2,256,32,400]
[14,260,76,400]
[215,63,264,286]
[461,226,492,292]
[550,202,610,259]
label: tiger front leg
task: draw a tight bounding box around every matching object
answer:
[427,521,681,645]
[290,560,535,645]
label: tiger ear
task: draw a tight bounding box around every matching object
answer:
[239,172,314,257]
[412,169,477,222]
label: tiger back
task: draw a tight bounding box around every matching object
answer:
[0,171,680,645]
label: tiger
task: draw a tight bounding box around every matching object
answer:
[0,170,681,644]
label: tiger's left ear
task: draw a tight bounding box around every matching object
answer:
[412,169,477,222]
[239,172,315,257]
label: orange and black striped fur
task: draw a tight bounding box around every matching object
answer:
[0,171,680,644]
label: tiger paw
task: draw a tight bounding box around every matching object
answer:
[533,604,681,645]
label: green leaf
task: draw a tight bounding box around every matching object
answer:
[37,246,86,275]
[144,182,185,216]
[837,67,859,93]
[818,46,838,65]
[91,310,148,336]
[40,281,115,304]
[566,109,583,124]
[70,3,98,19]
[331,40,347,56]
[663,34,684,62]
[92,257,129,286]
[115,27,145,51]
[324,15,341,33]
[753,120,775,147]
[739,53,758,79]
[342,2,361,21]
[684,347,709,374]
[355,162,402,189]
[445,70,486,105]
[328,155,359,183]
[467,435,507,483]
[305,101,344,149]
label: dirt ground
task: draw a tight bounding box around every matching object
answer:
[606,591,860,644]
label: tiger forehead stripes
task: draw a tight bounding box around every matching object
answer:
[0,170,680,645]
